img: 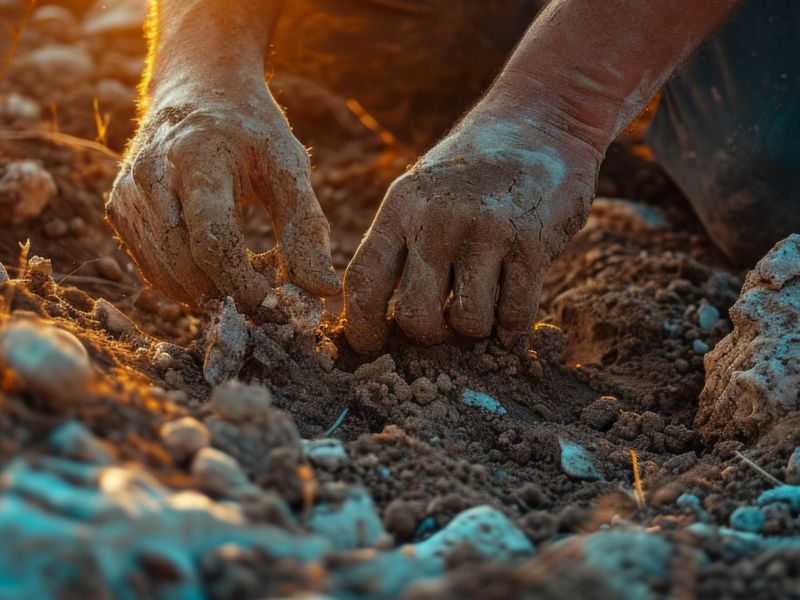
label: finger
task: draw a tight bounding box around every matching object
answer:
[256,148,340,297]
[343,201,406,354]
[107,173,195,303]
[496,250,546,344]
[392,243,451,344]
[448,240,504,338]
[175,151,271,313]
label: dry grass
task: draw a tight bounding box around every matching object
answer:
[0,0,37,89]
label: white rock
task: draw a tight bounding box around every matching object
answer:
[203,297,251,385]
[0,161,56,223]
[0,320,92,403]
[191,447,253,496]
[302,438,350,470]
[160,417,210,462]
[697,235,800,440]
[0,93,40,121]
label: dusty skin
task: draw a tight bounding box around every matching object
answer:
[106,0,743,354]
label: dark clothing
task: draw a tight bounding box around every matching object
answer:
[648,0,800,265]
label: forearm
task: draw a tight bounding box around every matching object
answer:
[486,0,744,152]
[140,0,284,112]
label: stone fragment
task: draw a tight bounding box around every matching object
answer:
[697,235,800,440]
[414,505,534,563]
[203,298,251,385]
[191,447,253,497]
[559,439,603,481]
[160,418,210,462]
[271,283,323,334]
[785,448,800,485]
[301,438,350,470]
[697,304,721,331]
[462,389,507,415]
[48,421,113,465]
[0,160,56,224]
[210,380,272,423]
[729,506,765,533]
[692,339,709,355]
[96,257,123,282]
[93,299,139,337]
[309,488,388,550]
[0,320,92,403]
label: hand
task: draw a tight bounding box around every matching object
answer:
[106,89,340,313]
[343,110,600,354]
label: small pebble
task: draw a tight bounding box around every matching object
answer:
[191,447,251,496]
[559,439,603,481]
[161,417,210,462]
[697,304,721,331]
[96,256,123,282]
[462,389,507,415]
[211,380,272,423]
[693,339,710,355]
[0,320,91,403]
[729,506,765,533]
[785,448,800,485]
[301,438,350,470]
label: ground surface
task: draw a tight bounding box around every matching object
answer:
[2,3,800,599]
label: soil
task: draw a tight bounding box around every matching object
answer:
[2,3,800,599]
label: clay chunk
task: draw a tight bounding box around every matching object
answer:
[696,234,800,441]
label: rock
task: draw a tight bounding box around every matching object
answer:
[757,486,800,515]
[93,299,140,337]
[31,5,79,40]
[210,380,272,423]
[0,320,92,403]
[301,438,350,470]
[0,262,8,284]
[83,0,147,35]
[697,303,721,331]
[191,447,253,497]
[692,339,710,355]
[579,531,674,599]
[676,493,709,522]
[414,505,534,563]
[785,448,800,485]
[48,421,113,465]
[559,439,603,481]
[309,488,388,551]
[696,235,800,440]
[13,45,93,86]
[269,283,323,334]
[160,418,210,462]
[0,160,56,224]
[462,389,507,415]
[729,506,766,533]
[0,454,329,598]
[0,92,40,121]
[410,377,438,405]
[95,257,123,282]
[203,298,252,385]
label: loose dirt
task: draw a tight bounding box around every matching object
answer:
[2,3,800,599]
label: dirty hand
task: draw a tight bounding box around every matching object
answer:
[344,109,601,354]
[107,89,340,313]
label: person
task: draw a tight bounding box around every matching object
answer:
[106,0,800,355]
